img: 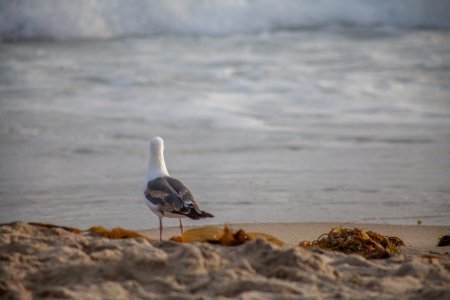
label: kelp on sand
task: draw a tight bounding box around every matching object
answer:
[20,222,406,259]
[299,227,405,259]
[170,225,284,246]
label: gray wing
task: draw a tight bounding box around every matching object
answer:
[144,176,202,216]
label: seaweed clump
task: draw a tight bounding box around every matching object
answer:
[170,225,284,246]
[26,223,151,240]
[299,227,405,259]
[437,235,450,247]
[89,226,150,240]
[29,222,82,234]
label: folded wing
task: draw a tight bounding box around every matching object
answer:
[145,176,213,219]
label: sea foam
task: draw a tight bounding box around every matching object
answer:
[1,0,450,40]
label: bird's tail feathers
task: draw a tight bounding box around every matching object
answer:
[200,211,214,218]
[186,210,214,220]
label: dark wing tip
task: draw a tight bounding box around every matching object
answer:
[185,210,214,220]
[201,211,214,218]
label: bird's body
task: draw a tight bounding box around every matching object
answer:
[144,137,213,240]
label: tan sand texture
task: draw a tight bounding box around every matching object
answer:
[1,222,449,299]
[144,222,450,255]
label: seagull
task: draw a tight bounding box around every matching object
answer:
[144,136,214,241]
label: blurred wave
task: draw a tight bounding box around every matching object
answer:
[1,0,450,41]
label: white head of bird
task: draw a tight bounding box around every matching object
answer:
[147,136,169,181]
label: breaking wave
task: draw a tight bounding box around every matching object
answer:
[1,0,450,40]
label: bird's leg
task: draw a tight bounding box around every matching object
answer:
[179,219,184,236]
[159,217,163,241]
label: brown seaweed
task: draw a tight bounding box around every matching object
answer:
[299,227,405,259]
[29,222,82,234]
[170,225,284,246]
[437,235,450,247]
[89,226,150,240]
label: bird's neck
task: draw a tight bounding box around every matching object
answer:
[147,151,169,181]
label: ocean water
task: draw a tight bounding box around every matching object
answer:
[1,1,450,229]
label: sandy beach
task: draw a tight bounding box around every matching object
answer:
[2,2,450,300]
[1,222,449,299]
[143,222,450,255]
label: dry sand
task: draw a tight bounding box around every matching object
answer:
[1,222,449,299]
